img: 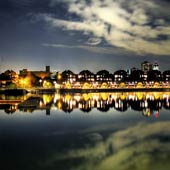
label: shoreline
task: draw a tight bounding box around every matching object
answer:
[0,88,28,95]
[0,87,170,94]
[59,88,170,94]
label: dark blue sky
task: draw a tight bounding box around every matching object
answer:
[0,0,170,73]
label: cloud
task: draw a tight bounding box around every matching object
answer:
[42,43,125,54]
[42,0,170,55]
[86,37,102,45]
[42,121,170,170]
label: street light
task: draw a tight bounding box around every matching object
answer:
[57,73,62,81]
[39,79,42,87]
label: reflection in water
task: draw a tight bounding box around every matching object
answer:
[0,92,170,170]
[43,121,170,170]
[0,92,170,117]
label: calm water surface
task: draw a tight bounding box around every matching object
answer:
[0,92,170,170]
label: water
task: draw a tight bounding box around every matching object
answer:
[0,92,170,170]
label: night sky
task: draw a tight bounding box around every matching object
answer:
[0,0,170,73]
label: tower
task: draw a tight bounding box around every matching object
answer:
[46,66,50,73]
[141,61,152,74]
[153,62,159,71]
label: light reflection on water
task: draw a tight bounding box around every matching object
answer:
[0,91,170,116]
[0,92,170,170]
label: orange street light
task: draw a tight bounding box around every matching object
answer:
[57,74,62,80]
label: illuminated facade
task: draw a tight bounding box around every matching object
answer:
[96,70,112,82]
[78,70,95,82]
[114,70,127,83]
[19,66,51,80]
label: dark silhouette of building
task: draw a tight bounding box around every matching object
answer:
[46,66,50,73]
[163,70,170,82]
[147,70,162,82]
[129,70,145,82]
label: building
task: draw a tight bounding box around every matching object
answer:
[19,66,52,87]
[78,70,95,82]
[147,70,162,82]
[46,66,50,73]
[163,70,170,82]
[19,66,51,80]
[129,70,145,83]
[62,70,77,83]
[96,70,112,82]
[114,70,127,83]
[141,61,153,73]
[152,62,160,71]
